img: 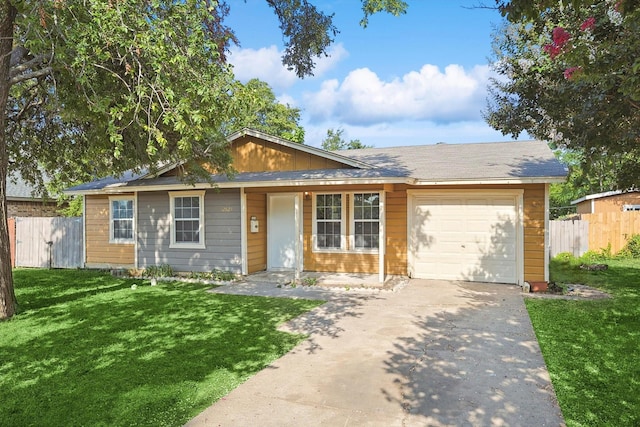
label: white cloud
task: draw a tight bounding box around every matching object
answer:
[229,45,298,91]
[303,64,493,125]
[229,43,348,91]
[302,119,530,149]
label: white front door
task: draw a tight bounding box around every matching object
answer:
[267,194,300,270]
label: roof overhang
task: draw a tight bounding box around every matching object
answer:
[65,175,567,196]
[413,176,567,186]
[64,176,412,196]
[7,196,50,202]
[570,189,639,205]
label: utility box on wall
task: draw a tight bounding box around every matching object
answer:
[250,216,259,233]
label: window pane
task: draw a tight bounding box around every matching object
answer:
[353,193,379,250]
[315,194,342,249]
[111,199,134,241]
[173,195,202,244]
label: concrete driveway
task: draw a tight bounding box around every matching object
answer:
[186,279,564,426]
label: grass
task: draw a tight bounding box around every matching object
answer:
[0,269,323,427]
[526,257,640,427]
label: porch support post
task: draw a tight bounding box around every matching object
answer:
[379,190,386,283]
[295,193,303,280]
[240,187,248,276]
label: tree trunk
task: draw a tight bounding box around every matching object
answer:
[0,2,17,320]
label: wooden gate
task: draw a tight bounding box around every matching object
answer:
[14,217,83,268]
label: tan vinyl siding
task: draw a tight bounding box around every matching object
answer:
[246,193,267,273]
[385,187,407,275]
[85,194,135,267]
[593,193,640,213]
[523,185,546,282]
[230,136,347,172]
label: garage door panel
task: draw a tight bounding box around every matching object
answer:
[411,194,519,284]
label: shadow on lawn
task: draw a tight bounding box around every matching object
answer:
[13,269,140,312]
[1,278,321,426]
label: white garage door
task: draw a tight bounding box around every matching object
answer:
[410,193,520,284]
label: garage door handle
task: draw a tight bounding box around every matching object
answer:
[461,245,465,248]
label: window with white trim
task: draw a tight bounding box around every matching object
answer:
[109,196,134,243]
[352,193,380,250]
[623,204,640,211]
[314,194,344,250]
[170,191,205,248]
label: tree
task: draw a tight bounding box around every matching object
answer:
[228,79,304,143]
[0,1,410,319]
[486,1,640,190]
[549,148,619,218]
[321,128,372,151]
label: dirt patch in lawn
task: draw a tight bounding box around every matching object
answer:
[525,283,611,300]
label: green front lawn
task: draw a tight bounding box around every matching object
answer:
[0,269,323,427]
[526,258,640,427]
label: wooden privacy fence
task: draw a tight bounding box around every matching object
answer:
[13,217,83,268]
[549,219,589,257]
[582,212,640,254]
[550,212,640,257]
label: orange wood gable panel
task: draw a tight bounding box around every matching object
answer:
[230,135,349,173]
[85,195,135,267]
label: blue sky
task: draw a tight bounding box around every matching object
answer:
[225,1,526,148]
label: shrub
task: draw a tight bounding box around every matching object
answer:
[187,269,236,282]
[579,249,609,264]
[554,252,576,263]
[620,234,640,258]
[142,264,174,278]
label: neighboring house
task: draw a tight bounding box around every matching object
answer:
[7,172,60,217]
[571,190,640,214]
[65,129,566,285]
[7,171,62,268]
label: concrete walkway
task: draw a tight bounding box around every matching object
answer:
[187,280,564,427]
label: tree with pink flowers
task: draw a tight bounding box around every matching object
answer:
[486,0,640,190]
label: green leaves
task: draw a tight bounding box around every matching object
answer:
[486,1,640,189]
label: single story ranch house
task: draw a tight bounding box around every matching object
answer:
[65,129,567,285]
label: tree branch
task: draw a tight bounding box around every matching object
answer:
[9,66,52,85]
[9,52,52,78]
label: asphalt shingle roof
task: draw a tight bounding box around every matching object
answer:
[339,140,567,181]
[7,172,45,200]
[65,140,566,193]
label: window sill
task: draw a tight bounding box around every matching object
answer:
[312,248,379,255]
[109,240,135,245]
[169,243,206,250]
